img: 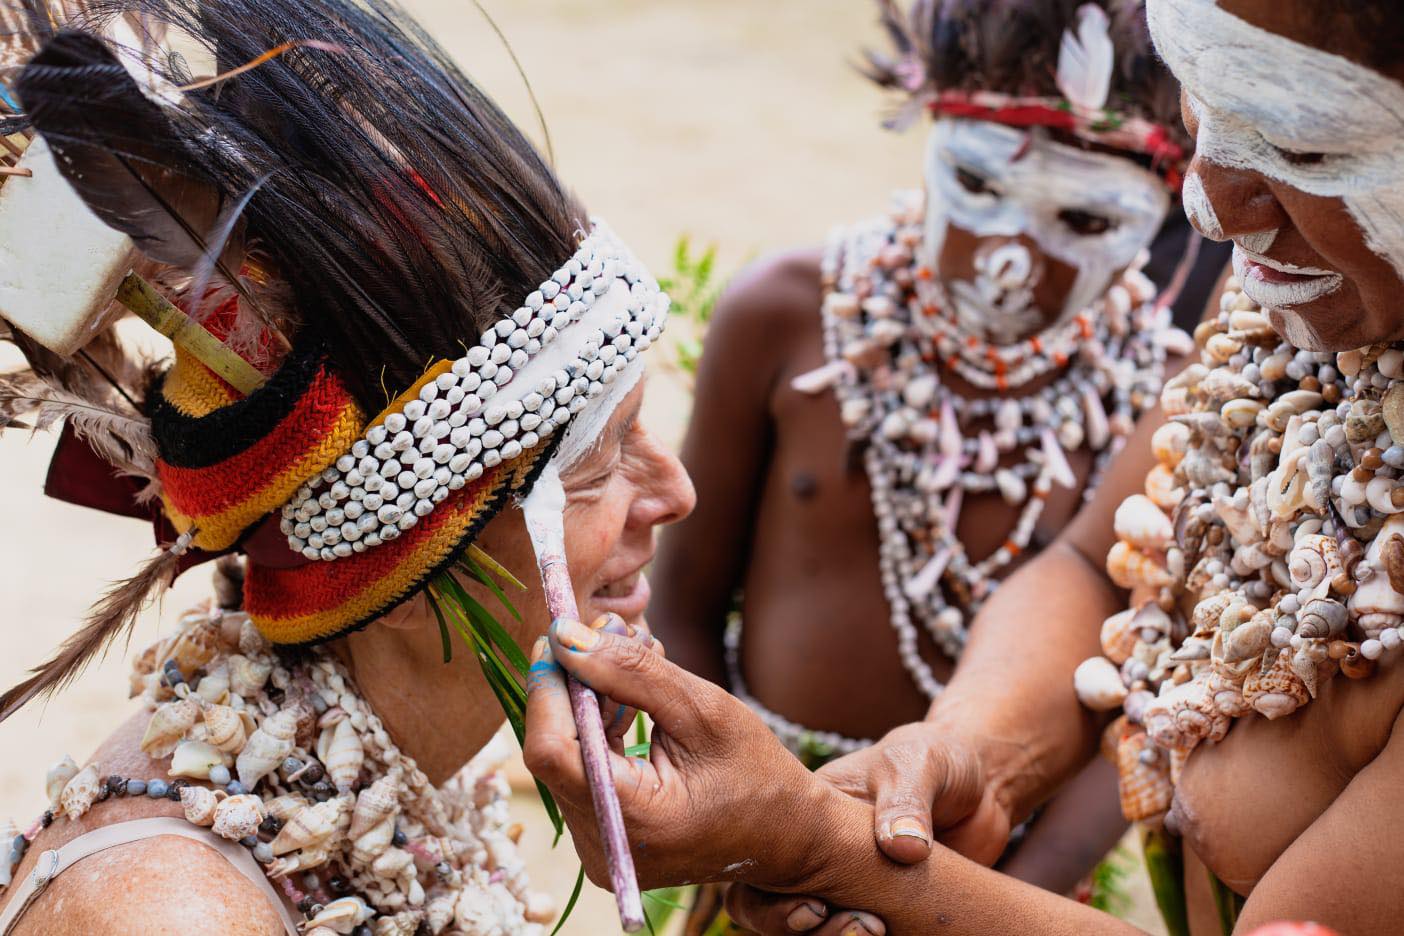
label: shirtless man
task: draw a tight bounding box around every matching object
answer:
[651,0,1225,890]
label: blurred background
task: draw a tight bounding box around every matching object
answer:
[0,1,1163,932]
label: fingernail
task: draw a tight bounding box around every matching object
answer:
[553,618,600,651]
[529,636,548,664]
[590,612,632,637]
[889,816,929,842]
[840,915,882,936]
[786,901,827,931]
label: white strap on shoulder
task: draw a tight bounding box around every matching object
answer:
[0,817,299,935]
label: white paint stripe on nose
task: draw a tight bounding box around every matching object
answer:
[985,242,1033,289]
[1181,171,1224,241]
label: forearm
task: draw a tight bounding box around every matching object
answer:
[927,540,1121,823]
[791,791,1142,935]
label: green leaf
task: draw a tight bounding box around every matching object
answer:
[623,743,651,758]
[643,889,687,911]
[634,711,648,748]
[550,865,586,936]
[439,572,530,677]
[428,589,454,664]
[460,555,524,623]
[467,543,528,590]
[426,577,564,844]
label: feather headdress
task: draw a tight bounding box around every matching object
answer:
[0,0,589,718]
[859,0,1189,182]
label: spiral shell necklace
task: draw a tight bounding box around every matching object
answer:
[2,574,552,935]
[1078,277,1404,824]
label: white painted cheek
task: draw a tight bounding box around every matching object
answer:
[1181,171,1224,241]
[1150,0,1404,281]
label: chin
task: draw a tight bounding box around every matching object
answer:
[1263,295,1392,353]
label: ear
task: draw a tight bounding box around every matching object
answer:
[16,29,244,276]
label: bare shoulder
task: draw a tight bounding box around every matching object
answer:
[11,832,286,936]
[708,248,825,351]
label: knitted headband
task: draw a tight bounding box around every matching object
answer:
[152,221,668,646]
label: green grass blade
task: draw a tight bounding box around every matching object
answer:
[438,573,530,678]
[550,865,586,936]
[467,544,528,590]
[460,555,524,622]
[427,589,454,664]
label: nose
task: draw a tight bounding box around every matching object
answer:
[1188,154,1288,243]
[974,236,1043,290]
[985,242,1033,288]
[629,429,696,530]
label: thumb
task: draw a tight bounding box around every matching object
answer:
[871,746,983,865]
[548,618,710,743]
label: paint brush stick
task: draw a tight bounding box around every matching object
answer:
[522,467,645,932]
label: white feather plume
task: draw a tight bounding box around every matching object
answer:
[1056,4,1115,112]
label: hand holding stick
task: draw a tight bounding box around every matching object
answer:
[522,467,645,932]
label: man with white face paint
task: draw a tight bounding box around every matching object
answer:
[523,1,1404,934]
[651,0,1228,913]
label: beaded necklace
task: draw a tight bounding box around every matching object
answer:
[1079,278,1404,824]
[2,578,550,935]
[815,194,1179,700]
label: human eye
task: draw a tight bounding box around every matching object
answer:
[1272,144,1327,166]
[1058,208,1117,236]
[955,166,997,196]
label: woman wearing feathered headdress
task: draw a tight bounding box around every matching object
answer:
[0,0,691,931]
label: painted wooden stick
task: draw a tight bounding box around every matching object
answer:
[522,468,644,932]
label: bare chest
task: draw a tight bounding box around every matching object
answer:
[1171,661,1404,894]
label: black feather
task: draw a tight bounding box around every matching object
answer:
[13,0,582,407]
[16,30,234,272]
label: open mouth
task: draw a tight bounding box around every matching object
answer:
[591,566,651,619]
[1233,244,1342,310]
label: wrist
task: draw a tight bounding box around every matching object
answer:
[753,778,871,894]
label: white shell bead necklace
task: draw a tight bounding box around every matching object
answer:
[806,196,1177,703]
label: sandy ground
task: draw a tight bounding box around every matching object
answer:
[0,1,1164,932]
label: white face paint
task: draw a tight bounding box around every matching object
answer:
[1148,0,1404,309]
[922,119,1169,342]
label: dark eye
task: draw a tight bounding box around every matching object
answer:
[956,167,994,196]
[1276,147,1326,166]
[1059,209,1115,236]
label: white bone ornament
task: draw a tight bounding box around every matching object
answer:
[0,138,136,355]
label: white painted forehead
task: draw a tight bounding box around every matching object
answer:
[930,119,1166,207]
[1147,0,1404,150]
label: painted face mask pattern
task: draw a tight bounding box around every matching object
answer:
[1149,0,1404,323]
[922,118,1170,343]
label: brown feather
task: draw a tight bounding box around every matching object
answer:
[0,373,158,482]
[0,539,185,722]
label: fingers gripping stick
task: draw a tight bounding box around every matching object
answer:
[522,469,644,932]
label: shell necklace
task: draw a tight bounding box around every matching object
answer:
[3,578,552,935]
[802,193,1181,701]
[1077,277,1404,824]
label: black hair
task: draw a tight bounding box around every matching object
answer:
[11,0,583,408]
[864,0,1186,150]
